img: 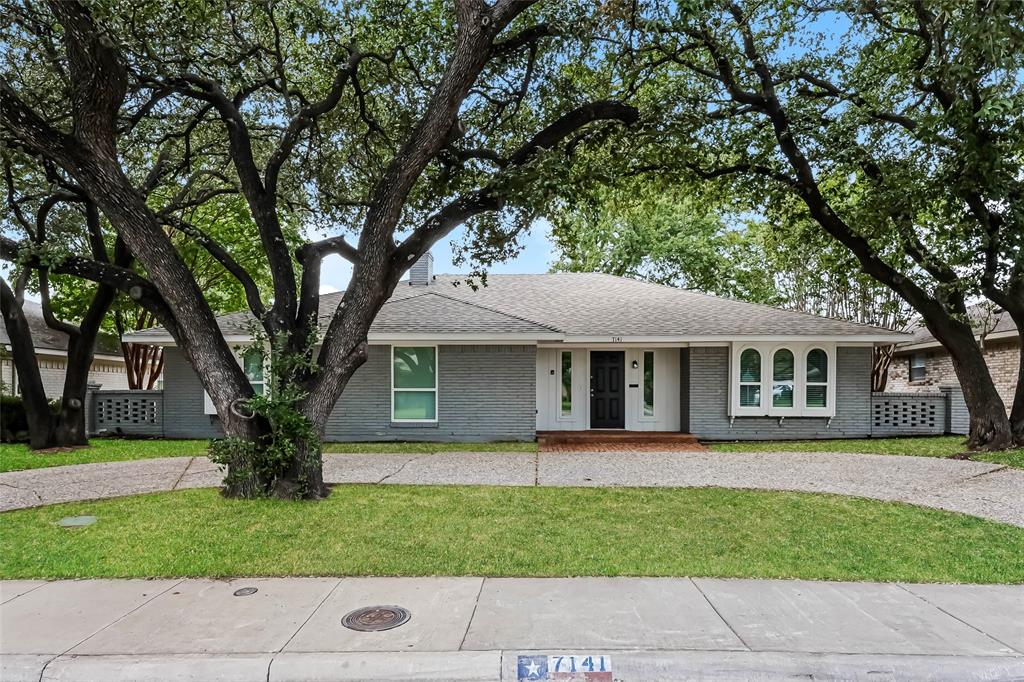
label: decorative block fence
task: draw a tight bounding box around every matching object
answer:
[870,385,968,437]
[87,389,164,437]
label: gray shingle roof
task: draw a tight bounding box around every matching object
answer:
[126,272,905,342]
[0,301,121,355]
[898,303,1018,347]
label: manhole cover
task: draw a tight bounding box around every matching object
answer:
[57,515,97,528]
[341,605,411,632]
[233,587,258,597]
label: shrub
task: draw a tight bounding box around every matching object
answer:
[0,396,61,443]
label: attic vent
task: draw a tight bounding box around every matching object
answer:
[409,252,433,286]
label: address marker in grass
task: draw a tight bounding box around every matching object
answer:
[57,515,97,528]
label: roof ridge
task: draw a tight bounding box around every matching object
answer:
[424,287,564,333]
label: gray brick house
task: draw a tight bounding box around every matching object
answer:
[887,305,1019,414]
[126,255,910,442]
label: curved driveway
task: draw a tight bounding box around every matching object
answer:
[1,451,1021,527]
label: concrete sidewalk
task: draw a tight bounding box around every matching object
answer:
[2,577,1022,681]
[2,450,1023,527]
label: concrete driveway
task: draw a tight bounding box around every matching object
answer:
[1,450,1022,527]
[2,576,1022,681]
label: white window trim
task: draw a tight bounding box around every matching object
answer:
[803,346,832,415]
[391,344,439,423]
[730,342,836,418]
[203,344,268,415]
[734,345,765,415]
[558,350,574,420]
[640,349,656,420]
[768,345,798,416]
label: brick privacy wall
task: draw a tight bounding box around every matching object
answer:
[162,344,537,442]
[888,338,1019,413]
[688,346,873,440]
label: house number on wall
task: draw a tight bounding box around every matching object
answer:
[610,336,623,343]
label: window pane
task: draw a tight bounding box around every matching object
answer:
[806,384,826,408]
[910,354,926,381]
[740,349,761,382]
[242,348,263,382]
[643,351,655,417]
[773,383,794,407]
[560,351,572,416]
[806,349,827,382]
[393,347,436,388]
[740,384,761,407]
[393,391,436,420]
[773,349,794,381]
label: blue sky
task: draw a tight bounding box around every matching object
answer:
[318,220,558,293]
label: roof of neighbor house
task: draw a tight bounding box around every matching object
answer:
[897,303,1018,351]
[0,300,121,357]
[125,272,907,343]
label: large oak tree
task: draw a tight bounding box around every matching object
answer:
[1,0,637,496]
[590,0,1023,448]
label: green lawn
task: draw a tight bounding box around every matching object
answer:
[708,436,1024,469]
[0,439,535,472]
[2,485,1021,583]
[0,439,208,473]
[323,440,537,454]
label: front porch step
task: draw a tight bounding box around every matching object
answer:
[537,430,700,446]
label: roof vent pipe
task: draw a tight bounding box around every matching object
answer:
[408,252,433,286]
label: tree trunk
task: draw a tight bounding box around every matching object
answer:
[933,321,1013,450]
[872,345,894,393]
[1001,307,1024,445]
[0,281,57,449]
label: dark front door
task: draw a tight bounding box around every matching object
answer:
[590,351,625,428]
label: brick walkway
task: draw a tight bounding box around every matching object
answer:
[539,440,708,453]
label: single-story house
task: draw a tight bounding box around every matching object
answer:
[886,304,1019,413]
[125,255,908,441]
[1,300,129,399]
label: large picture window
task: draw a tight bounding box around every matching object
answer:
[204,346,266,415]
[805,348,828,408]
[731,343,836,417]
[772,348,795,408]
[560,351,572,417]
[642,351,655,417]
[739,348,762,408]
[392,346,437,422]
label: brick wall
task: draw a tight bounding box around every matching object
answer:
[162,344,537,442]
[688,346,873,440]
[888,338,1019,413]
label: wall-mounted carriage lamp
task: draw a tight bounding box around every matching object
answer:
[631,360,639,369]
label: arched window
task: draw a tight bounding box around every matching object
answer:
[772,348,794,408]
[739,348,761,407]
[806,348,829,408]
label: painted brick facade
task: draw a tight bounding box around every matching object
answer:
[161,344,537,442]
[324,344,536,442]
[687,345,873,440]
[887,338,1019,413]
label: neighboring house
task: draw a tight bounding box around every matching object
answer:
[887,305,1019,413]
[0,300,129,398]
[125,255,908,442]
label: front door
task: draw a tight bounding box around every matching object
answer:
[590,351,625,428]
